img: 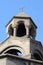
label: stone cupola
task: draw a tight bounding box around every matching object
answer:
[6,12,37,40]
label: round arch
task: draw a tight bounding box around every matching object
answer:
[16,21,26,37]
[33,49,43,60]
[5,49,22,56]
[0,45,25,56]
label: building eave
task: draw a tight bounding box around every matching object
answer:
[5,16,37,28]
[0,54,43,64]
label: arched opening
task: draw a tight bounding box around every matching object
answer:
[16,21,26,37]
[5,49,22,56]
[8,25,14,36]
[29,26,35,39]
[29,27,33,38]
[33,53,42,60]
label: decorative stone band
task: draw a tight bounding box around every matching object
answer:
[0,53,43,64]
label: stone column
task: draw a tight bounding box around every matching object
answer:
[14,27,16,37]
[26,26,29,37]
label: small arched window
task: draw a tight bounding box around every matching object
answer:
[5,49,22,56]
[8,25,14,36]
[33,53,42,60]
[16,21,26,37]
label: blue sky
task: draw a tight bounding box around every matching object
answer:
[0,0,43,45]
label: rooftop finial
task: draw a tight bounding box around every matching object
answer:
[19,7,24,12]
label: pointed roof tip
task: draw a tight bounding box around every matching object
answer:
[16,11,30,17]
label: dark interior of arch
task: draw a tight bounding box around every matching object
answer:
[8,25,14,36]
[16,22,26,37]
[5,49,22,56]
[34,53,42,60]
[29,26,35,38]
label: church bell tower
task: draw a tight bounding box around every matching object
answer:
[0,11,43,65]
[5,11,37,57]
